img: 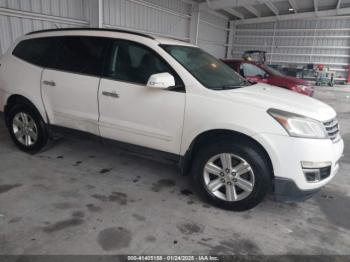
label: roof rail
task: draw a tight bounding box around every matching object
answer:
[26,27,155,39]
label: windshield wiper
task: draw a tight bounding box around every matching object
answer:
[240,79,252,86]
[217,80,252,90]
[211,82,247,90]
[220,84,243,90]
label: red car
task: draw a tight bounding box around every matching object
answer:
[222,59,314,96]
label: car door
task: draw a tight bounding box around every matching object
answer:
[240,63,269,83]
[98,39,186,154]
[41,36,109,135]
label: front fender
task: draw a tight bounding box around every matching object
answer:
[180,123,258,156]
[180,93,285,155]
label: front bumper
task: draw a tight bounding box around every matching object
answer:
[307,89,315,97]
[273,177,321,202]
[253,133,344,194]
[300,87,314,97]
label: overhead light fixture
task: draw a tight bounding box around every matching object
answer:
[288,8,294,11]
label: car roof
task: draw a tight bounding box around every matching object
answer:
[222,59,243,63]
[223,59,265,66]
[26,28,196,47]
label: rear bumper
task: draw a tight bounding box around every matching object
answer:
[273,177,321,202]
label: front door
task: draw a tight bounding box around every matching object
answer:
[240,63,269,84]
[98,40,185,154]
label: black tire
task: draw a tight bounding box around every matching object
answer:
[192,138,272,211]
[7,104,49,154]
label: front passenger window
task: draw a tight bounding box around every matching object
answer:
[104,40,182,87]
[240,63,266,78]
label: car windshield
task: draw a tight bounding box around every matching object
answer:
[261,64,284,77]
[161,45,249,90]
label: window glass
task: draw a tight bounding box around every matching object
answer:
[12,38,55,67]
[161,45,245,90]
[54,36,109,76]
[104,40,183,87]
[240,63,266,77]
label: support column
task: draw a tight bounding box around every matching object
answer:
[226,20,235,59]
[90,0,103,28]
[270,22,277,64]
[189,4,200,45]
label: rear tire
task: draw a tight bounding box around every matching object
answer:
[192,138,272,211]
[7,104,49,154]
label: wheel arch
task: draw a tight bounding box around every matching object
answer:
[4,94,48,126]
[180,129,274,178]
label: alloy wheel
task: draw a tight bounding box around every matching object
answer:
[203,153,255,202]
[12,112,38,146]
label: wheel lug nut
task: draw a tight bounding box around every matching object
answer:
[220,172,224,177]
[221,178,225,183]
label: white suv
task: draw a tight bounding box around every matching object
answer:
[0,29,344,211]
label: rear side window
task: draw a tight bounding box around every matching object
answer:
[13,38,54,67]
[53,36,109,77]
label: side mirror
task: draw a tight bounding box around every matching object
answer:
[147,73,175,89]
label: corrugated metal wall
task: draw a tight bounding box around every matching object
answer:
[0,0,89,54]
[198,11,228,58]
[0,0,229,58]
[232,18,350,80]
[102,0,190,41]
[102,0,229,58]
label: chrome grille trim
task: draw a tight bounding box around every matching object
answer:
[323,118,340,142]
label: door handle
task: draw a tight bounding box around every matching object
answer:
[102,91,120,98]
[43,80,56,87]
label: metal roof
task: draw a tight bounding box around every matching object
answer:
[193,0,350,24]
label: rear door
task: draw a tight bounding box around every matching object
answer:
[41,36,109,135]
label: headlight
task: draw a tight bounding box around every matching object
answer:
[268,109,328,139]
[297,85,311,92]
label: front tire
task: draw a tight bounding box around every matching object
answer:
[192,138,272,211]
[7,104,49,154]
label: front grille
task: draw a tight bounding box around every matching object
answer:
[323,118,340,142]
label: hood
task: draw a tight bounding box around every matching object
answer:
[273,75,310,86]
[220,83,335,121]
